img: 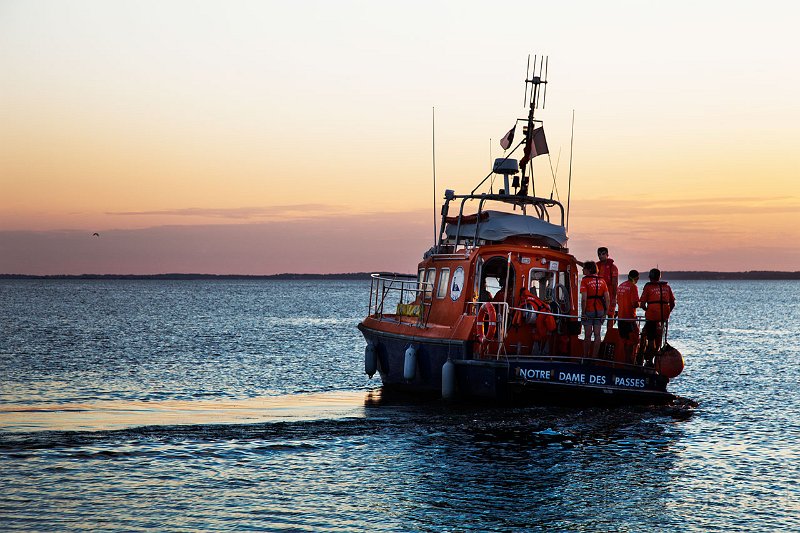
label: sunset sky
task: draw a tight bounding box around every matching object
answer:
[2,1,799,274]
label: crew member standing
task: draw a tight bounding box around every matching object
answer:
[616,269,640,364]
[580,261,610,358]
[639,268,676,364]
[597,247,619,325]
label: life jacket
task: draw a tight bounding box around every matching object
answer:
[583,274,607,313]
[616,280,638,319]
[642,281,672,321]
[597,259,618,302]
[513,290,556,340]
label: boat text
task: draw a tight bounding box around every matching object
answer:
[518,368,648,389]
[558,372,607,385]
[519,368,551,380]
[614,376,646,388]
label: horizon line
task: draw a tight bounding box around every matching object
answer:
[2,271,800,281]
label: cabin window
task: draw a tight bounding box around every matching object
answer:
[423,268,436,300]
[473,257,484,301]
[555,271,571,312]
[529,268,555,300]
[436,268,450,299]
[417,268,425,294]
[479,256,515,303]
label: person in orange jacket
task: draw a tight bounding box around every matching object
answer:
[597,247,619,325]
[639,268,676,363]
[580,261,610,358]
[616,269,640,364]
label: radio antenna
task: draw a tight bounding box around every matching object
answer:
[566,109,575,232]
[519,53,548,196]
[432,107,437,249]
[542,56,549,108]
[523,55,531,106]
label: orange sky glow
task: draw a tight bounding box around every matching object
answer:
[2,1,799,274]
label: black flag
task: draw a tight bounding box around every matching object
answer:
[499,125,515,150]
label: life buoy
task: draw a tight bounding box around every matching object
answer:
[476,302,497,343]
[656,343,684,378]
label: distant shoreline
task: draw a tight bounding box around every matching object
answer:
[662,271,800,280]
[1,271,799,280]
[0,272,380,280]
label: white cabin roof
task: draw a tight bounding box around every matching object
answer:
[444,210,567,247]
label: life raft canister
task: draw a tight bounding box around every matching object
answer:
[475,302,497,343]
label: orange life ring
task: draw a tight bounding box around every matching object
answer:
[476,302,497,343]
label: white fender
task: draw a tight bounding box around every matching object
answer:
[441,359,456,399]
[364,343,377,378]
[403,346,417,381]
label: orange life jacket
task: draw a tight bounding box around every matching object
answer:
[641,281,673,321]
[513,292,557,340]
[582,274,608,313]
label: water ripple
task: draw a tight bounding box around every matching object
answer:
[1,279,799,531]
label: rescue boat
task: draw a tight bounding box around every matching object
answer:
[358,59,683,405]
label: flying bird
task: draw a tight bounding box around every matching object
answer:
[92,232,100,237]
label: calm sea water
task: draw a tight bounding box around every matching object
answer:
[1,279,798,531]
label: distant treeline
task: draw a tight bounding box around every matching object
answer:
[2,271,799,280]
[663,271,800,280]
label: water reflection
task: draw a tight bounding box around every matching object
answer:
[361,388,694,530]
[0,390,375,432]
[3,279,798,530]
[7,385,791,531]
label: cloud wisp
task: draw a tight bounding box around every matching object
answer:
[1,200,796,275]
[106,204,345,220]
[573,195,800,220]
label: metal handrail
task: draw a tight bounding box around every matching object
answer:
[368,273,433,327]
[468,300,670,360]
[507,304,662,325]
[446,193,566,249]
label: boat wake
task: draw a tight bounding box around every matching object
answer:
[0,390,375,433]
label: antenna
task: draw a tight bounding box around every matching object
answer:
[519,54,548,197]
[432,107,437,249]
[522,54,549,111]
[566,109,575,232]
[489,138,494,193]
[542,56,549,108]
[537,56,544,108]
[523,55,531,107]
